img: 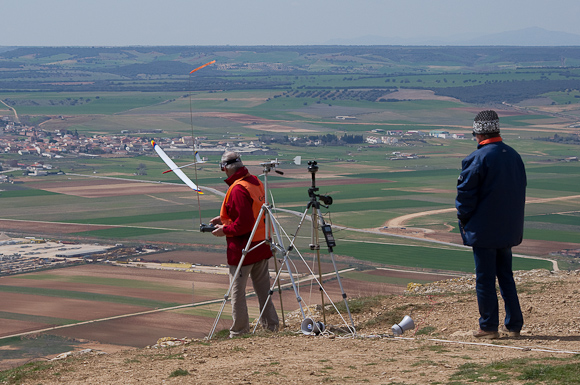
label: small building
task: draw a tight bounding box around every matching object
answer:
[30,169,48,176]
[381,137,399,145]
[429,130,450,138]
[365,136,382,144]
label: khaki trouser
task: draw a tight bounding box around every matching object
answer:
[229,258,279,338]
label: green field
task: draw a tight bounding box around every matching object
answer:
[334,241,551,272]
[3,102,579,268]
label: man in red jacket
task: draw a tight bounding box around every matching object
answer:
[210,152,279,338]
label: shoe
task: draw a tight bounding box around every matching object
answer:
[500,325,520,337]
[473,329,499,339]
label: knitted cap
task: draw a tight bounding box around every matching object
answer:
[473,110,500,134]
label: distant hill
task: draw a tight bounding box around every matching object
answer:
[325,27,580,46]
[463,27,580,46]
[1,45,580,103]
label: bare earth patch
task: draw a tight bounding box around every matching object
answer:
[243,124,313,133]
[31,180,191,198]
[381,89,461,102]
[0,219,114,234]
[192,112,316,133]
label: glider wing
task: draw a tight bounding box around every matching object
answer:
[151,140,203,194]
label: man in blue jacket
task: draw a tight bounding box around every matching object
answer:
[456,110,526,339]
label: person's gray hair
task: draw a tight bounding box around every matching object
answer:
[220,151,243,171]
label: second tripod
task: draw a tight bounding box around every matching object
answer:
[255,160,356,335]
[305,161,354,331]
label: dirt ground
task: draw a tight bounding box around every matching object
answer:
[7,269,579,384]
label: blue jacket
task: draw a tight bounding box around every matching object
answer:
[455,138,526,248]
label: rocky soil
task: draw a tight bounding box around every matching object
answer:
[4,269,580,384]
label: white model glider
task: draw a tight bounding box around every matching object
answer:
[151,140,203,194]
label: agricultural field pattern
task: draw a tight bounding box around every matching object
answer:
[0,45,579,369]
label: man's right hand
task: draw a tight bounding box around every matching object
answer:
[211,225,225,237]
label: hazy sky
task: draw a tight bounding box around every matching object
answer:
[2,0,580,46]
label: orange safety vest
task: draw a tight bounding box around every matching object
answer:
[220,175,266,241]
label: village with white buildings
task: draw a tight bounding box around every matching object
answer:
[0,115,274,181]
[0,111,475,182]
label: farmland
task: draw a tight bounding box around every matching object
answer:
[0,259,461,369]
[1,45,580,366]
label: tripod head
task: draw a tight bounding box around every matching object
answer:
[260,159,284,175]
[307,161,333,207]
[307,160,319,175]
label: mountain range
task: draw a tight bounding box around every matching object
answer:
[325,27,580,46]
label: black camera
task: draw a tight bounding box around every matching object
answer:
[200,223,216,233]
[319,194,333,206]
[306,160,332,207]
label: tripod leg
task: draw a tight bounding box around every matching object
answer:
[208,298,229,340]
[328,249,356,334]
[271,255,286,328]
[315,248,327,325]
[311,205,327,325]
[318,215,356,334]
[270,205,307,319]
[264,199,285,328]
[283,253,306,318]
[252,205,309,333]
[252,240,308,333]
[266,205,286,328]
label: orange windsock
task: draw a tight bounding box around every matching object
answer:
[189,60,216,74]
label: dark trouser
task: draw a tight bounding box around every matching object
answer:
[473,246,523,332]
[229,258,279,338]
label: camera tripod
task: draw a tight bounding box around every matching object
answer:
[208,160,355,339]
[253,161,355,334]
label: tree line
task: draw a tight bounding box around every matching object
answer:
[431,79,580,104]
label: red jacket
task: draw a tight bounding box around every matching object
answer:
[221,167,272,266]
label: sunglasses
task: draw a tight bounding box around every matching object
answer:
[220,158,241,171]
